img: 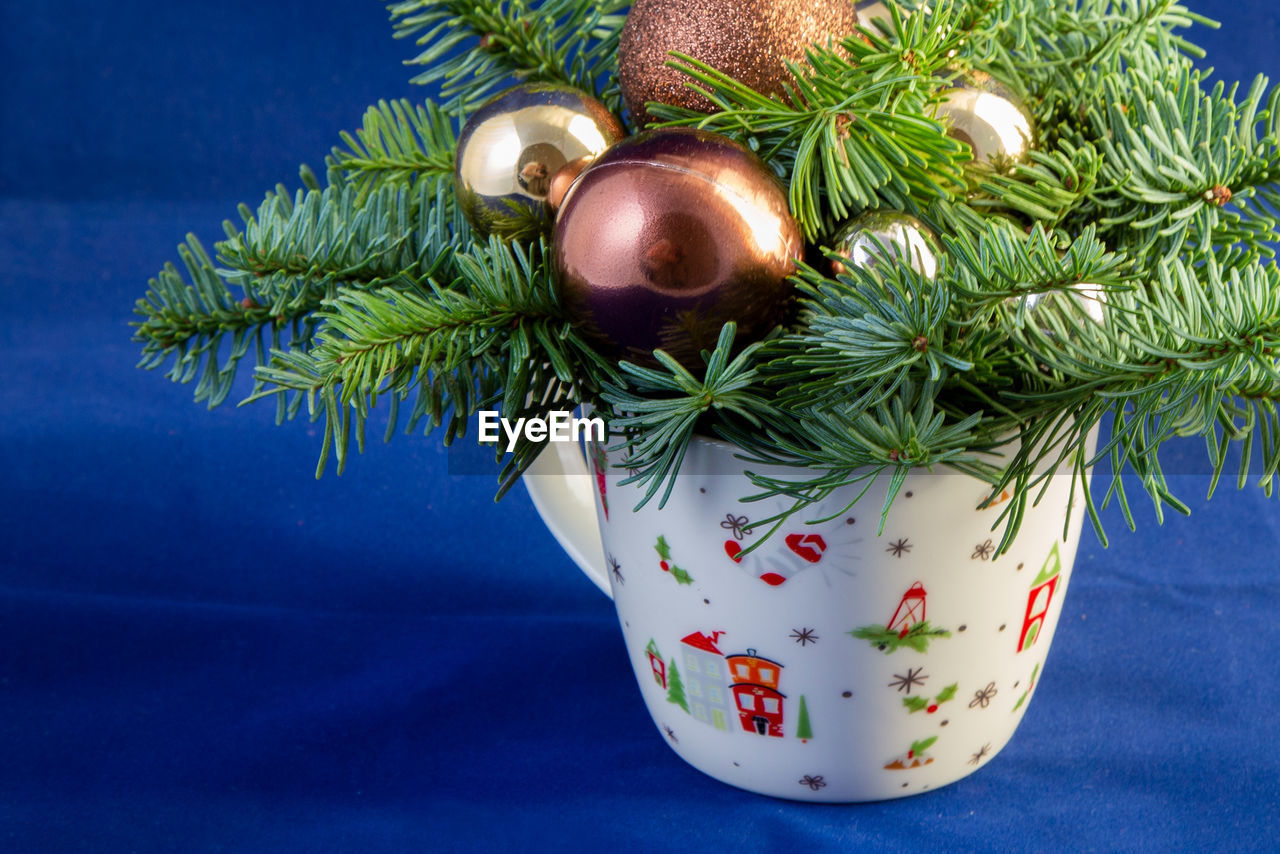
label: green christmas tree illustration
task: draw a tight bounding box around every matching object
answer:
[795,695,813,742]
[666,661,688,712]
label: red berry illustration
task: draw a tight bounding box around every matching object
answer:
[927,704,939,714]
[660,561,670,572]
[723,540,743,563]
[759,572,787,586]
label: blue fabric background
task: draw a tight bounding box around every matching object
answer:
[2,2,1278,851]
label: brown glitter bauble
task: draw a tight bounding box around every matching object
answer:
[553,128,803,368]
[618,0,861,124]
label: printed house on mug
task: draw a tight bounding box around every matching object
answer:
[645,638,667,689]
[678,631,735,731]
[725,649,786,737]
[1018,543,1063,653]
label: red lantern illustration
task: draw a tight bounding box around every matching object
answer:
[887,582,928,639]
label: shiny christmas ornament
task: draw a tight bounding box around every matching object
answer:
[545,155,593,214]
[617,0,860,124]
[454,84,625,236]
[933,71,1034,168]
[554,128,803,367]
[829,211,942,279]
[1016,284,1107,329]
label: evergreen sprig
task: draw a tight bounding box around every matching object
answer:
[649,9,973,240]
[134,0,1280,551]
[386,0,628,115]
[328,99,458,202]
[250,236,615,493]
[601,324,775,509]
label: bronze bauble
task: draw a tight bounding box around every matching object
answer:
[618,0,860,124]
[546,155,593,214]
[454,84,625,236]
[829,211,942,279]
[553,128,803,367]
[933,71,1034,168]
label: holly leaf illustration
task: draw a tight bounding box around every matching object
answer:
[911,736,938,756]
[903,696,929,713]
[936,683,958,703]
[671,565,694,585]
[655,535,671,561]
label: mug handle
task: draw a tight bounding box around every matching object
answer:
[523,442,613,599]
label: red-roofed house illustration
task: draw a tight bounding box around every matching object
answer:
[725,649,786,737]
[1018,543,1062,653]
[645,638,667,689]
[678,630,734,732]
[888,582,928,638]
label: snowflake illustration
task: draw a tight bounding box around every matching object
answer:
[969,682,997,709]
[663,725,678,743]
[886,538,913,558]
[969,743,991,765]
[790,627,819,646]
[607,554,624,585]
[889,666,928,694]
[971,539,994,561]
[799,775,827,791]
[720,513,752,540]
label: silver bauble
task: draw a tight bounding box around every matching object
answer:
[1013,284,1107,335]
[454,84,625,236]
[829,211,942,279]
[933,71,1034,167]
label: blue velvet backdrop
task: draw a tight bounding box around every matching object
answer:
[2,2,1278,851]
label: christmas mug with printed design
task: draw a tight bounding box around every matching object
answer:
[523,432,1093,802]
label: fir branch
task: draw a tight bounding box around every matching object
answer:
[218,181,463,316]
[386,0,628,115]
[134,235,286,409]
[762,255,971,413]
[969,138,1101,224]
[328,99,458,203]
[942,221,1132,303]
[601,324,776,509]
[721,381,993,541]
[250,237,615,489]
[649,4,975,240]
[1089,68,1280,257]
[983,257,1280,542]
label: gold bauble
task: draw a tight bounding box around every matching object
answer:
[454,84,625,236]
[933,70,1034,167]
[618,0,860,125]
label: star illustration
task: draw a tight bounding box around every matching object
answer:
[888,666,928,694]
[663,724,678,744]
[886,538,913,558]
[969,743,992,765]
[790,627,819,646]
[607,553,624,585]
[971,539,994,560]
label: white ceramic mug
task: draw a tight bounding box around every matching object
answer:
[524,432,1091,801]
